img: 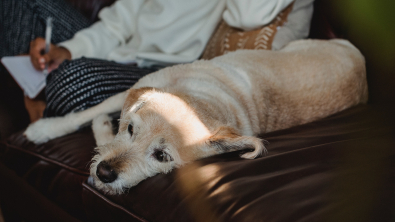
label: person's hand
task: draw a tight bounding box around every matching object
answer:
[30,37,71,72]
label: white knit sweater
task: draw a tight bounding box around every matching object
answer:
[59,0,294,67]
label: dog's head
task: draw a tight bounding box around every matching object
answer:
[90,87,265,194]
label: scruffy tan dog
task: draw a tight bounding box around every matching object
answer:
[25,39,368,194]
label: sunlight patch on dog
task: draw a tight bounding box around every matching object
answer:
[143,91,212,147]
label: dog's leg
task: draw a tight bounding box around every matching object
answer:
[92,114,116,146]
[24,91,128,144]
[208,126,267,159]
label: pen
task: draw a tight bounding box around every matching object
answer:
[43,17,53,76]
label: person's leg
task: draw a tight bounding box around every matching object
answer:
[0,0,93,126]
[0,0,91,58]
[44,58,157,117]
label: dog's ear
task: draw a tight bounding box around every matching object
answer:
[122,87,155,114]
[119,87,155,132]
[208,126,267,159]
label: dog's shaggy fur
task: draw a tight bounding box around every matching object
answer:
[25,39,368,194]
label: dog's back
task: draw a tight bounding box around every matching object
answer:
[133,39,368,135]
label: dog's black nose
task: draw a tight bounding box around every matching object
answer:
[96,161,117,183]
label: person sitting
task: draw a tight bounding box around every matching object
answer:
[1,0,313,120]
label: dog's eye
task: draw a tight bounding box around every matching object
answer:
[154,150,173,162]
[128,124,133,136]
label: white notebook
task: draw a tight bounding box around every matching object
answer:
[1,56,46,99]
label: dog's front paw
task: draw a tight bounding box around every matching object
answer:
[92,114,116,146]
[24,117,78,144]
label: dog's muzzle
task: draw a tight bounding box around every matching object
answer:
[96,161,118,183]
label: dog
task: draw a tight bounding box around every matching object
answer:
[24,39,368,194]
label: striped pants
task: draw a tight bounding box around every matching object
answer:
[0,0,155,117]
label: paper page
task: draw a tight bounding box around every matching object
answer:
[1,56,46,99]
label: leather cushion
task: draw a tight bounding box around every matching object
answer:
[2,106,393,221]
[3,105,393,221]
[79,106,395,221]
[80,105,395,222]
[1,128,95,220]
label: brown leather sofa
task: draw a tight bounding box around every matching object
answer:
[1,1,394,222]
